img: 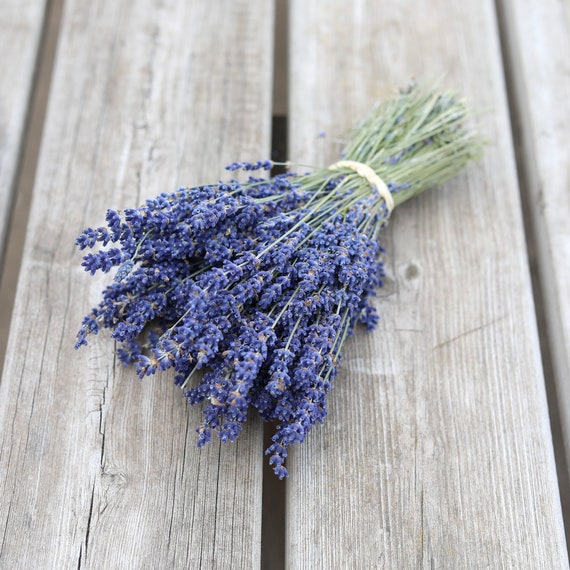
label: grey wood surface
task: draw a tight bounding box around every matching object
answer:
[0,0,273,567]
[287,0,569,568]
[0,1,47,272]
[498,0,570,479]
[2,1,569,568]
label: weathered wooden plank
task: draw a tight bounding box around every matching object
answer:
[497,0,570,479]
[0,0,273,567]
[0,0,48,270]
[287,0,568,567]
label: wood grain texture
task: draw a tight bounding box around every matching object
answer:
[0,0,273,567]
[287,0,568,568]
[498,0,570,475]
[0,0,47,271]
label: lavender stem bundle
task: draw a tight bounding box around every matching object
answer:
[75,87,482,478]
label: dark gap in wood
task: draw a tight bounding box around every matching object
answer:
[261,2,288,568]
[270,117,288,176]
[261,118,288,570]
[0,0,65,375]
[261,420,286,570]
[494,0,570,550]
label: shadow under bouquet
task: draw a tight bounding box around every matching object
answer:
[75,86,483,478]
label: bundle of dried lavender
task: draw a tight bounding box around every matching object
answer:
[76,87,482,477]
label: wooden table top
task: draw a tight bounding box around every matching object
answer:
[0,0,568,567]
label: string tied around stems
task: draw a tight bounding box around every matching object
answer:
[329,159,394,215]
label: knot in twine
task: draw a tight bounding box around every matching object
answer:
[329,160,394,214]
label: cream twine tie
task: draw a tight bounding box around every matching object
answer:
[329,160,394,214]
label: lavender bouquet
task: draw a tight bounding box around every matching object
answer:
[75,87,482,478]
